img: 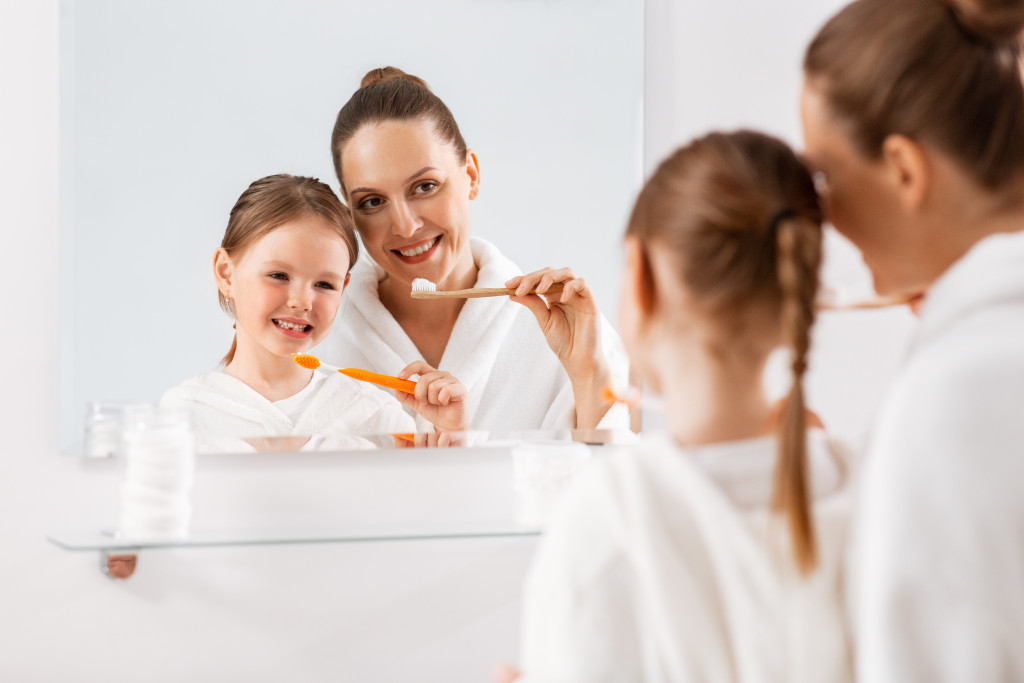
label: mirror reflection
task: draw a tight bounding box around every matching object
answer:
[61,0,644,452]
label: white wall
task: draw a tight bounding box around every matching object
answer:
[645,0,917,440]
[0,0,918,680]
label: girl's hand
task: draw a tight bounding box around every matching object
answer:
[392,431,464,449]
[506,267,613,429]
[395,361,469,433]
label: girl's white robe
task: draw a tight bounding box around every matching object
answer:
[160,371,413,453]
[519,431,854,683]
[317,237,630,432]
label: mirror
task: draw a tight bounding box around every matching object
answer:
[59,0,645,452]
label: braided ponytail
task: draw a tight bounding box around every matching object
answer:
[774,215,823,573]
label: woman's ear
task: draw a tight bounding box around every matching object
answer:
[213,248,234,299]
[465,150,481,200]
[881,134,930,211]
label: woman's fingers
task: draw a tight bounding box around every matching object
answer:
[507,266,578,296]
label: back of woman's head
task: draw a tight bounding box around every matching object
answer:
[219,174,357,364]
[804,0,1024,193]
[330,67,468,189]
[627,130,824,573]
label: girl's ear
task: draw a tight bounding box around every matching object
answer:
[881,134,930,211]
[213,248,234,299]
[624,237,656,315]
[465,150,481,200]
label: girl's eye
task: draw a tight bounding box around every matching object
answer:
[315,281,336,290]
[357,197,384,211]
[269,272,288,281]
[414,181,437,194]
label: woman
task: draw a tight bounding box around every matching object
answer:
[503,131,853,682]
[801,0,1024,678]
[319,67,629,433]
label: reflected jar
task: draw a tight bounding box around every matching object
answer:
[118,406,195,540]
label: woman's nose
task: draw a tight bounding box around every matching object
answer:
[391,199,421,237]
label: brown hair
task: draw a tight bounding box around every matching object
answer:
[804,0,1024,193]
[330,66,468,189]
[627,131,824,573]
[218,174,358,365]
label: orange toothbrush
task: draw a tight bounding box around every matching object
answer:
[291,354,417,394]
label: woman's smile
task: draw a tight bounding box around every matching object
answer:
[393,235,441,263]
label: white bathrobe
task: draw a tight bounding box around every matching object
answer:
[851,231,1024,682]
[519,430,854,683]
[318,237,630,432]
[160,372,413,453]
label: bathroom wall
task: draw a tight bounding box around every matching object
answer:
[0,0,916,680]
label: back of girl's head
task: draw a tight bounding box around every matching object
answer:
[330,67,468,188]
[805,0,1024,193]
[218,174,358,363]
[627,130,823,573]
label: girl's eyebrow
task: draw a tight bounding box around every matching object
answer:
[349,166,439,196]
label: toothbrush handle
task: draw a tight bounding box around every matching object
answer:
[339,368,417,394]
[411,283,566,299]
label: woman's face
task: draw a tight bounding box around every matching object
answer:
[220,217,350,362]
[800,81,913,296]
[341,118,479,290]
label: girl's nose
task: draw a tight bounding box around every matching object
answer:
[391,199,421,238]
[288,286,313,311]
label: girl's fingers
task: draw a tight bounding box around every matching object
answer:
[398,360,435,381]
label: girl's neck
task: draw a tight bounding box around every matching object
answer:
[223,337,313,402]
[651,337,775,449]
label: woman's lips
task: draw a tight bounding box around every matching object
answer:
[392,236,440,264]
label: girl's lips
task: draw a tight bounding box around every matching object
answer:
[392,236,441,265]
[272,318,313,338]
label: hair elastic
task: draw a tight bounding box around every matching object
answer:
[769,208,798,232]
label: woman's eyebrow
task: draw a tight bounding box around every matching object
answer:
[349,166,439,195]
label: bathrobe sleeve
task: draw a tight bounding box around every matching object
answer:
[853,346,1024,682]
[519,466,644,683]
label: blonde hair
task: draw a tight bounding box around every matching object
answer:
[627,131,824,573]
[218,174,357,365]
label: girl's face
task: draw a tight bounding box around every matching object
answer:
[341,118,479,290]
[800,81,912,296]
[217,217,350,362]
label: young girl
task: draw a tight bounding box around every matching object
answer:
[504,132,852,681]
[161,174,467,453]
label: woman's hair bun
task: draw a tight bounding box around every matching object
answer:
[945,0,1024,45]
[360,66,430,90]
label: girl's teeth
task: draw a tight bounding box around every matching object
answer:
[398,237,438,257]
[275,320,310,331]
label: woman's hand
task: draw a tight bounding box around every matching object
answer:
[495,664,521,683]
[506,267,613,429]
[395,361,469,433]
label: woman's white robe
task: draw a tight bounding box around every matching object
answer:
[317,237,630,432]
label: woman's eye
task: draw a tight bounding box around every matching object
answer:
[812,171,830,195]
[358,197,383,210]
[414,181,437,194]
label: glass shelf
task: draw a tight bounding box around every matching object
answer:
[47,520,542,553]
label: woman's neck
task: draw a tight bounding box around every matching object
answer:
[651,337,775,449]
[223,338,313,402]
[377,248,479,366]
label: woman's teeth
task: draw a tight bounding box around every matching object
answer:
[397,236,439,257]
[274,320,310,332]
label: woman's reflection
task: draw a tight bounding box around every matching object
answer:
[319,67,631,433]
[160,174,467,452]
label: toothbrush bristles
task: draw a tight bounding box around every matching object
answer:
[411,278,437,293]
[291,353,321,370]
